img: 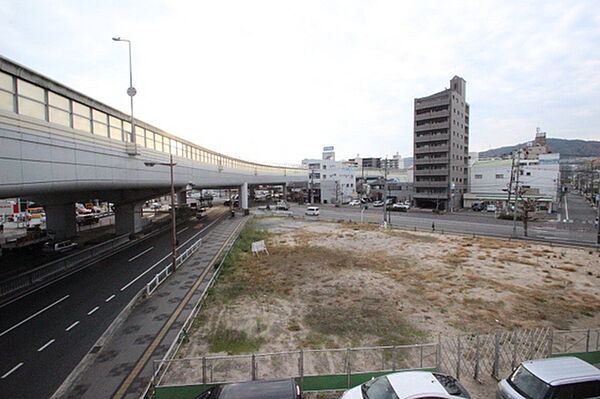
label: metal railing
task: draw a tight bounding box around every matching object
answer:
[0,234,130,298]
[146,237,203,296]
[155,343,438,388]
[151,218,250,387]
[552,328,600,354]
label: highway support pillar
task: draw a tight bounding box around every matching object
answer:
[241,182,249,214]
[177,191,187,207]
[45,203,77,241]
[115,201,144,237]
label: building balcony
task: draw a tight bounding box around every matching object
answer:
[415,109,450,121]
[414,145,449,154]
[415,168,449,176]
[415,98,449,109]
[414,181,448,187]
[415,133,450,143]
[415,121,449,132]
[414,157,449,165]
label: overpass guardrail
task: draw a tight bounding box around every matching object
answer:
[0,233,130,299]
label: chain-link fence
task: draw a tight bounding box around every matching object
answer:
[154,327,598,390]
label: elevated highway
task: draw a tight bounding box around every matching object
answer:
[0,56,306,239]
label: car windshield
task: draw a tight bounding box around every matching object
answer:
[509,365,551,399]
[361,376,399,399]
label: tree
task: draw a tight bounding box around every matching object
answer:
[519,196,537,237]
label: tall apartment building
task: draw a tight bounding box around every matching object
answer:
[413,76,469,210]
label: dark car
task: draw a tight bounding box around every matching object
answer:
[195,378,301,399]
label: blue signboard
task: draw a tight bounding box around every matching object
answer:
[323,146,334,151]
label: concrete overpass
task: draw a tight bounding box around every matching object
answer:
[0,56,306,239]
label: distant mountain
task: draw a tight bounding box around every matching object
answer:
[479,138,600,158]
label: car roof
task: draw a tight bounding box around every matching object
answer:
[219,378,295,399]
[387,371,448,398]
[522,357,600,385]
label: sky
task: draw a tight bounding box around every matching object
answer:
[1,1,599,165]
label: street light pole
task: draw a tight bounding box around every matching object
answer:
[144,156,178,271]
[112,37,137,148]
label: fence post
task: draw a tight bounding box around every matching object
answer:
[392,346,397,371]
[456,336,462,380]
[436,334,442,372]
[511,330,518,370]
[346,349,352,389]
[586,329,591,352]
[493,331,500,380]
[420,345,424,369]
[547,329,554,357]
[298,350,304,392]
[202,357,207,384]
[474,334,480,381]
[251,354,256,380]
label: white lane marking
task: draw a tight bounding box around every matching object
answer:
[0,295,70,338]
[1,362,24,379]
[37,339,55,352]
[87,306,99,315]
[105,294,116,302]
[128,246,154,262]
[66,321,80,331]
[120,253,170,291]
[120,215,223,292]
[177,227,189,235]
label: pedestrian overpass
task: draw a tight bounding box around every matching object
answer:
[0,56,306,239]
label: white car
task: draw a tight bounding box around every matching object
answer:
[341,371,471,399]
[486,204,497,212]
[372,201,384,207]
[497,357,600,399]
[305,206,320,216]
[348,200,361,206]
[392,203,410,210]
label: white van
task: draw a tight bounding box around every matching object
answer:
[305,206,319,216]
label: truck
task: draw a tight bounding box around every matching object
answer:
[275,200,290,210]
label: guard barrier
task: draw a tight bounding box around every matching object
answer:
[0,234,130,298]
[146,238,203,296]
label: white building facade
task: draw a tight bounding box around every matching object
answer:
[466,153,560,212]
[302,154,357,204]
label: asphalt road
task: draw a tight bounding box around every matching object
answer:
[560,192,598,227]
[0,207,227,399]
[287,204,597,246]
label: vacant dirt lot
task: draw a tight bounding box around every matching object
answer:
[174,217,600,397]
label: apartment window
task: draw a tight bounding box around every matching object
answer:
[495,174,504,179]
[474,174,482,179]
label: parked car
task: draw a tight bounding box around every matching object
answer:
[275,200,290,210]
[471,202,485,211]
[348,199,361,206]
[305,206,320,216]
[372,201,384,207]
[497,357,600,399]
[196,208,208,219]
[486,204,497,212]
[44,240,78,253]
[341,371,471,399]
[150,202,162,210]
[392,203,410,210]
[194,378,301,399]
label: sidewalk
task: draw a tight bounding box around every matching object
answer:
[54,215,249,399]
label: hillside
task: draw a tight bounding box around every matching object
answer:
[479,138,600,158]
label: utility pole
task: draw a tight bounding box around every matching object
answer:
[511,150,521,237]
[309,170,314,205]
[507,152,515,213]
[382,157,389,226]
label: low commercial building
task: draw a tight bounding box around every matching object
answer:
[302,147,357,204]
[466,153,560,212]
